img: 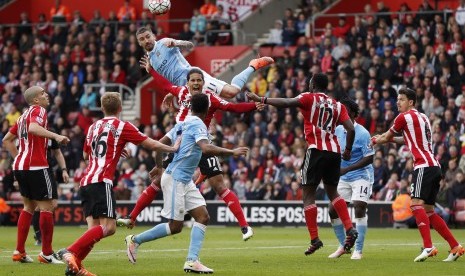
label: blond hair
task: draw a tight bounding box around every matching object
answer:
[101,92,122,115]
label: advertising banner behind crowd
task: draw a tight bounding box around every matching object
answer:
[5,201,394,227]
[216,0,266,22]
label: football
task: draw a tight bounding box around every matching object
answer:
[147,0,171,15]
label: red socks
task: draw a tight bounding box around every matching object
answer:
[68,225,104,257]
[427,211,459,249]
[332,197,353,231]
[411,205,432,248]
[130,184,159,219]
[16,210,33,253]
[304,204,318,240]
[220,189,248,227]
[76,245,94,261]
[39,211,54,255]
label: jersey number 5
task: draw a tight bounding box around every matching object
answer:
[91,132,108,158]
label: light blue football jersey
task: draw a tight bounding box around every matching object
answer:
[148,38,192,86]
[335,122,374,183]
[165,115,209,183]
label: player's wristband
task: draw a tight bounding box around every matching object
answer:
[264,97,268,104]
[345,147,352,152]
[62,168,68,172]
[371,137,377,145]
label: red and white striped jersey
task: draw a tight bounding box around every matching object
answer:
[81,117,148,186]
[297,92,350,153]
[390,109,440,169]
[10,105,49,170]
[168,86,255,127]
[148,67,256,127]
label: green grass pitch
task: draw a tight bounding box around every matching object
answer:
[0,226,464,275]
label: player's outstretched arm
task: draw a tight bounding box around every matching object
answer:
[29,122,70,145]
[371,130,395,146]
[246,92,301,108]
[171,39,194,51]
[197,139,248,157]
[341,155,374,176]
[141,137,180,153]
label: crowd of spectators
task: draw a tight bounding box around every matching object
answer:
[245,0,465,220]
[0,0,465,226]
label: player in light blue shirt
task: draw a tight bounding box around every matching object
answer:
[328,98,374,260]
[136,26,273,98]
[125,93,248,273]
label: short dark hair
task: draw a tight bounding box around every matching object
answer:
[191,93,209,114]
[398,87,416,105]
[340,97,360,118]
[187,68,204,82]
[312,73,329,91]
[136,26,152,37]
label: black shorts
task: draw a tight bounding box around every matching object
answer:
[300,148,341,186]
[410,166,442,205]
[80,182,116,219]
[164,153,222,178]
[14,169,57,201]
[198,154,223,178]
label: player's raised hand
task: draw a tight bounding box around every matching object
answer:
[139,54,151,73]
[255,102,266,111]
[232,147,249,157]
[342,148,351,161]
[62,170,69,183]
[173,136,182,152]
[162,94,174,109]
[246,92,261,102]
[121,147,131,159]
[56,135,70,145]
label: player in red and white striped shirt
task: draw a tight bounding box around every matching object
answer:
[372,87,464,262]
[247,73,358,255]
[2,86,70,264]
[118,58,262,241]
[57,92,180,275]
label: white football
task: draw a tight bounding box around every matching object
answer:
[148,0,171,15]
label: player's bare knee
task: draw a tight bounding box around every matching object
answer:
[169,221,183,234]
[196,213,210,225]
[104,223,116,236]
[210,176,226,194]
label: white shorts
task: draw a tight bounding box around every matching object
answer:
[201,69,227,95]
[337,179,373,203]
[160,173,206,221]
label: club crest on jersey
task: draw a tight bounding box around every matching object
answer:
[156,51,160,57]
[181,100,191,108]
